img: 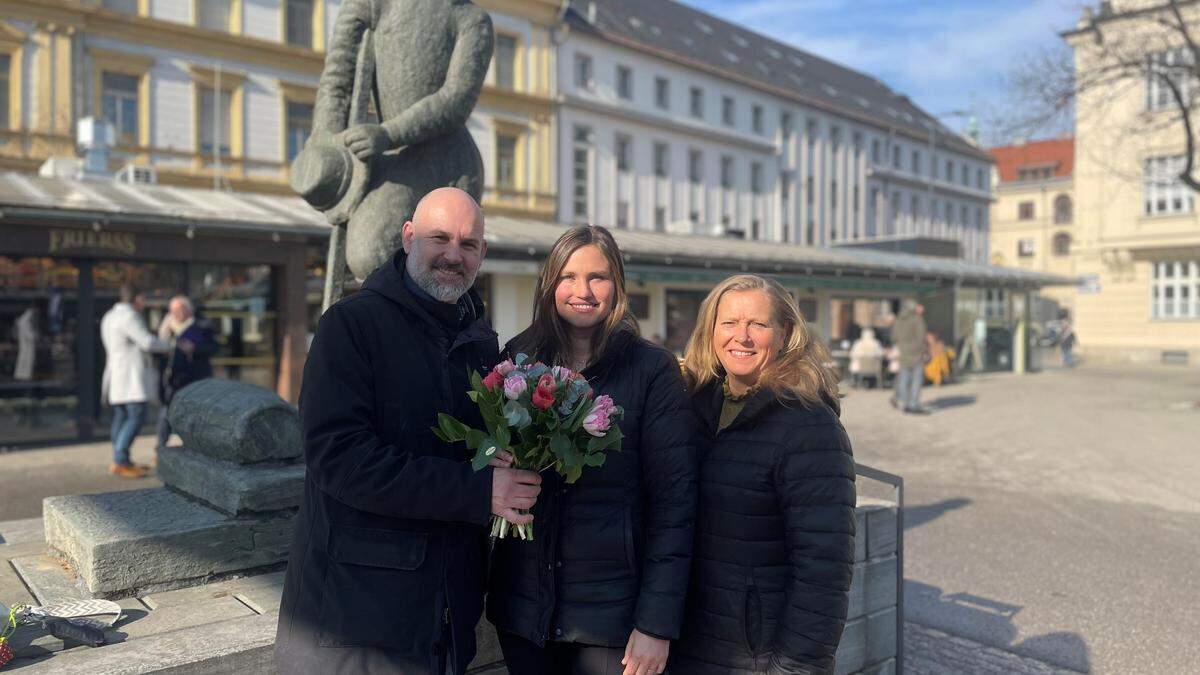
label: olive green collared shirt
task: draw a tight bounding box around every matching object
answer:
[718,380,756,432]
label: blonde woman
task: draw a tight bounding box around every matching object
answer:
[673,274,856,674]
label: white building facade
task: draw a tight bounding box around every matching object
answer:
[556,0,993,264]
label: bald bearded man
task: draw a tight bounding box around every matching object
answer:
[276,188,543,674]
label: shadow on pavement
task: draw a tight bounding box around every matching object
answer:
[906,579,1092,672]
[924,395,977,410]
[904,497,971,530]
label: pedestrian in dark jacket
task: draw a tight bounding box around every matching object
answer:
[673,274,856,675]
[154,295,217,451]
[275,188,543,675]
[487,225,697,675]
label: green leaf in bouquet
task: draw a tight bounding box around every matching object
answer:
[549,433,572,458]
[586,427,624,453]
[564,463,583,484]
[467,391,479,403]
[493,423,511,451]
[471,443,496,472]
[503,400,532,429]
[464,428,487,450]
[583,451,607,467]
[469,368,485,393]
[436,413,469,442]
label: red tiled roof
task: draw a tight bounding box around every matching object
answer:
[988,138,1074,183]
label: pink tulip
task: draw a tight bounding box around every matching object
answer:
[583,395,616,437]
[495,359,516,376]
[503,374,527,400]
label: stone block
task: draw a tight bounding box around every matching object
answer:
[15,611,279,674]
[846,561,866,620]
[865,606,898,665]
[856,657,896,675]
[10,554,88,604]
[168,378,301,464]
[112,595,255,644]
[43,488,294,598]
[847,555,898,620]
[834,616,866,675]
[866,504,898,558]
[157,446,304,515]
[0,517,46,545]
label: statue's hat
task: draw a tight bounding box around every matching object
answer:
[290,130,370,225]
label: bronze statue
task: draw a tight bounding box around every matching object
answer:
[292,0,493,300]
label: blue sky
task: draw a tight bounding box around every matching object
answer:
[684,0,1081,145]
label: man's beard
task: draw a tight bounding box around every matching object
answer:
[406,246,476,303]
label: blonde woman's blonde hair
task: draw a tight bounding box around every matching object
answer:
[682,274,840,412]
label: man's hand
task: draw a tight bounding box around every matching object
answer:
[622,628,668,675]
[492,466,541,525]
[344,123,390,160]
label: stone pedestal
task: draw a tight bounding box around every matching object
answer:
[42,380,304,599]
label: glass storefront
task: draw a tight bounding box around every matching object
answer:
[0,257,81,445]
[0,255,278,447]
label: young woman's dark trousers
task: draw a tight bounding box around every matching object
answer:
[497,631,625,675]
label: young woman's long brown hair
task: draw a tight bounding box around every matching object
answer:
[682,274,840,412]
[509,225,640,367]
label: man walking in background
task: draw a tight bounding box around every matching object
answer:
[100,285,170,477]
[891,299,930,415]
[155,295,217,451]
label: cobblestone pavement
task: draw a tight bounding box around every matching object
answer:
[906,621,1084,674]
[844,363,1200,674]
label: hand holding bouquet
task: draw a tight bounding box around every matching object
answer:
[432,355,624,539]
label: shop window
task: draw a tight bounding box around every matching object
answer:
[664,289,709,354]
[628,293,650,320]
[189,263,277,389]
[0,257,81,445]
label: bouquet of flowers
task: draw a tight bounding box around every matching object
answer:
[432,354,624,540]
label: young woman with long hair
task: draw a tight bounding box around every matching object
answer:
[672,274,856,674]
[487,225,697,675]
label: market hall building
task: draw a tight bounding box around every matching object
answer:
[0,173,1069,447]
[0,172,326,447]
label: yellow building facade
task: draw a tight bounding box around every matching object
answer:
[988,139,1077,314]
[1064,2,1200,364]
[0,0,557,220]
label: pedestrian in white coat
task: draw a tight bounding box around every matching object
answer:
[100,285,169,477]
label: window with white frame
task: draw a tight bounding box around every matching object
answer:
[1146,48,1195,111]
[1151,260,1199,319]
[752,104,763,134]
[572,126,591,219]
[689,148,703,184]
[1018,238,1035,257]
[574,53,593,90]
[494,34,517,89]
[655,77,669,110]
[198,86,231,157]
[653,142,669,177]
[102,72,140,144]
[196,0,231,30]
[722,96,735,126]
[617,65,632,100]
[1143,155,1195,215]
[720,155,734,189]
[285,0,314,47]
[615,134,631,173]
[689,87,703,118]
[285,100,313,163]
[495,133,517,189]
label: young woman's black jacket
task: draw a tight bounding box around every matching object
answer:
[486,329,698,648]
[672,381,856,675]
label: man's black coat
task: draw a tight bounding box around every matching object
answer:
[275,251,499,674]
